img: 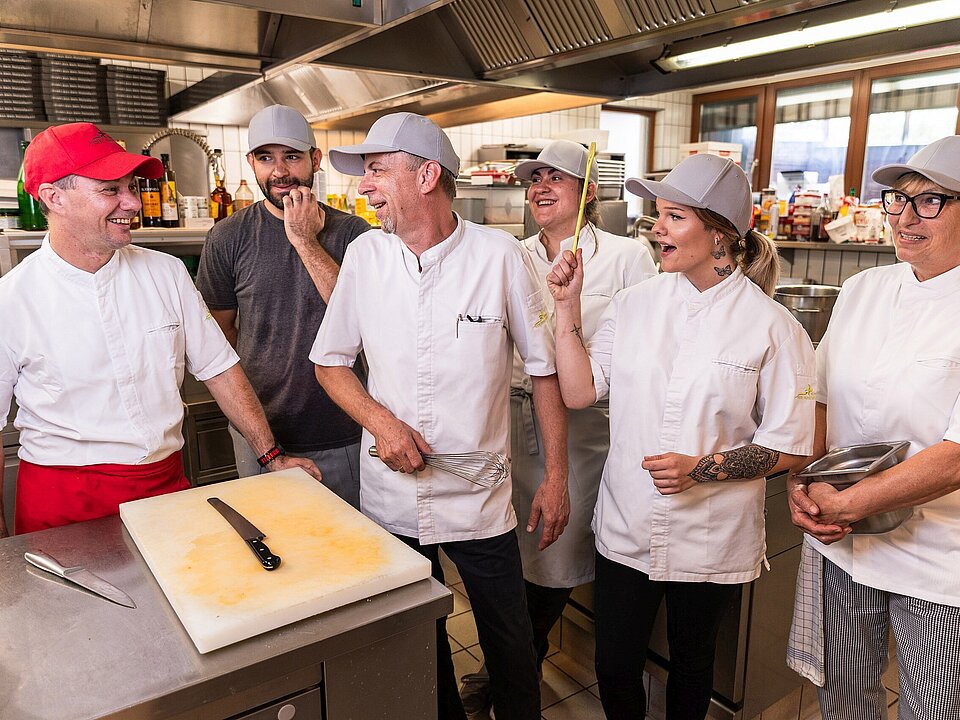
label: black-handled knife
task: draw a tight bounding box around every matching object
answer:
[207,497,282,571]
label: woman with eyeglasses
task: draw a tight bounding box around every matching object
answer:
[789,135,960,718]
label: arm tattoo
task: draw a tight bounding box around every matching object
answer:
[714,264,733,277]
[711,244,726,259]
[688,444,780,483]
[571,324,585,349]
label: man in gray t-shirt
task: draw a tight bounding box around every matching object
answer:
[197,105,369,507]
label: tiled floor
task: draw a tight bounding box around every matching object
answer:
[441,554,903,720]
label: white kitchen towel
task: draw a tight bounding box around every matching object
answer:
[786,540,825,686]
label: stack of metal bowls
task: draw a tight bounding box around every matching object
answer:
[797,441,911,534]
[774,285,841,344]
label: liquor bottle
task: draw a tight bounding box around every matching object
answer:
[138,150,162,227]
[16,140,46,231]
[159,153,180,228]
[811,194,832,242]
[233,179,254,212]
[210,149,233,223]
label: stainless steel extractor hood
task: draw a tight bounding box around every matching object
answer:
[2,0,959,129]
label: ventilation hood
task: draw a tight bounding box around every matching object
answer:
[2,0,959,129]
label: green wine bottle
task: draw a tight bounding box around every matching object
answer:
[17,140,46,231]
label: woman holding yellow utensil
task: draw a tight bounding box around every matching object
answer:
[457,139,656,715]
[547,153,815,720]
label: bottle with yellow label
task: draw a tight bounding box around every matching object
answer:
[159,153,179,228]
[138,149,162,227]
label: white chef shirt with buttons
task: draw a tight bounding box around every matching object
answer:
[589,268,816,583]
[310,216,555,544]
[811,262,960,607]
[0,238,239,466]
[510,224,657,392]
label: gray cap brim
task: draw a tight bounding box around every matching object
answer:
[872,163,960,192]
[328,144,400,176]
[248,136,312,154]
[624,177,706,213]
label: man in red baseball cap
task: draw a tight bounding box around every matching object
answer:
[0,123,321,536]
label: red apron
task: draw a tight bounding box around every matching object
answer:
[15,452,190,534]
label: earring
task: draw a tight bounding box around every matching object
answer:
[714,236,721,246]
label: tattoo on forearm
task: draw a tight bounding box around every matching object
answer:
[571,324,585,349]
[688,444,780,482]
[711,244,726,259]
[714,264,733,277]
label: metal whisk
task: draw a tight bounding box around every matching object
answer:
[368,447,510,488]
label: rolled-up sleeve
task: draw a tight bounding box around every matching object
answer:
[178,264,238,381]
[507,251,555,378]
[310,245,362,368]
[752,325,816,455]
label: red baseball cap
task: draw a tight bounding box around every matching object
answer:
[23,122,163,199]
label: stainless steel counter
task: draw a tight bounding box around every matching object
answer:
[0,515,452,720]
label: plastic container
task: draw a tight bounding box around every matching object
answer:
[825,215,856,243]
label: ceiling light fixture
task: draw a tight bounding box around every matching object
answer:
[656,0,960,72]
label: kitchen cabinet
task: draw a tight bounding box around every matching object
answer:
[0,514,452,719]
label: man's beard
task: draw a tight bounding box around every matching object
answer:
[259,173,314,211]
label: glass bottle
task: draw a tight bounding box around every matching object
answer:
[138,150,163,228]
[159,153,180,228]
[811,194,832,242]
[233,179,254,212]
[16,140,46,231]
[210,149,233,223]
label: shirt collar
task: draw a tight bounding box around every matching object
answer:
[532,223,599,266]
[902,260,960,298]
[677,265,746,305]
[40,234,121,287]
[417,213,467,268]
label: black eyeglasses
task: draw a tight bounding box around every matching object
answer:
[881,189,960,219]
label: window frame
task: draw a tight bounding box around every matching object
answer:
[692,54,960,195]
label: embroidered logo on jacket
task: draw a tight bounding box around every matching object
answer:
[796,384,817,400]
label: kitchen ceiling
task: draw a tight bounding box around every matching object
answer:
[1,0,959,128]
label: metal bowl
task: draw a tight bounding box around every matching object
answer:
[774,284,840,344]
[797,441,912,533]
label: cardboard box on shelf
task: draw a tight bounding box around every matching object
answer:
[679,141,743,167]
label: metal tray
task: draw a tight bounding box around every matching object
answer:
[797,441,910,485]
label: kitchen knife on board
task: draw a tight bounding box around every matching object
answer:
[207,497,282,571]
[24,550,137,608]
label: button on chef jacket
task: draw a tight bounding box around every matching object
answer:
[310,216,555,544]
[588,268,816,583]
[811,262,960,607]
[0,238,239,466]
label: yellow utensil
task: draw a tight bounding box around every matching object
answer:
[571,141,597,254]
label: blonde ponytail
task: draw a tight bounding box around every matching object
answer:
[694,208,780,296]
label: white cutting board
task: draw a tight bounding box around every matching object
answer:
[120,469,432,653]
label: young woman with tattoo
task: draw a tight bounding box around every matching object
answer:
[546,153,816,720]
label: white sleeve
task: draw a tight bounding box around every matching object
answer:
[0,339,16,427]
[752,325,817,455]
[508,249,555,378]
[309,245,363,368]
[586,296,618,403]
[177,262,239,381]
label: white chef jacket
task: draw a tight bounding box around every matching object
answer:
[310,215,555,544]
[510,224,657,392]
[0,237,238,466]
[590,268,816,583]
[810,262,960,607]
[511,224,656,586]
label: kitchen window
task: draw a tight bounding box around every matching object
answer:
[861,69,960,201]
[770,82,852,200]
[698,96,758,183]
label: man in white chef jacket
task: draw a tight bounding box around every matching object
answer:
[310,112,569,720]
[0,122,319,537]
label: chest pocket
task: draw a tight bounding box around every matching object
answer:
[910,356,960,416]
[456,315,505,367]
[710,357,761,421]
[145,321,185,375]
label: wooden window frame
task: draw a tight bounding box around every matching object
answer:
[692,53,960,195]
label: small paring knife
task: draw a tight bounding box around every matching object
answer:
[25,550,136,608]
[207,497,282,571]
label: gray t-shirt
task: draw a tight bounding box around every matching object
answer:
[197,201,369,452]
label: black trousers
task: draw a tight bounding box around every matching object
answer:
[398,531,541,720]
[594,552,739,720]
[525,580,574,668]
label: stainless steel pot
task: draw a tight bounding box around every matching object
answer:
[797,441,912,534]
[774,284,840,344]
